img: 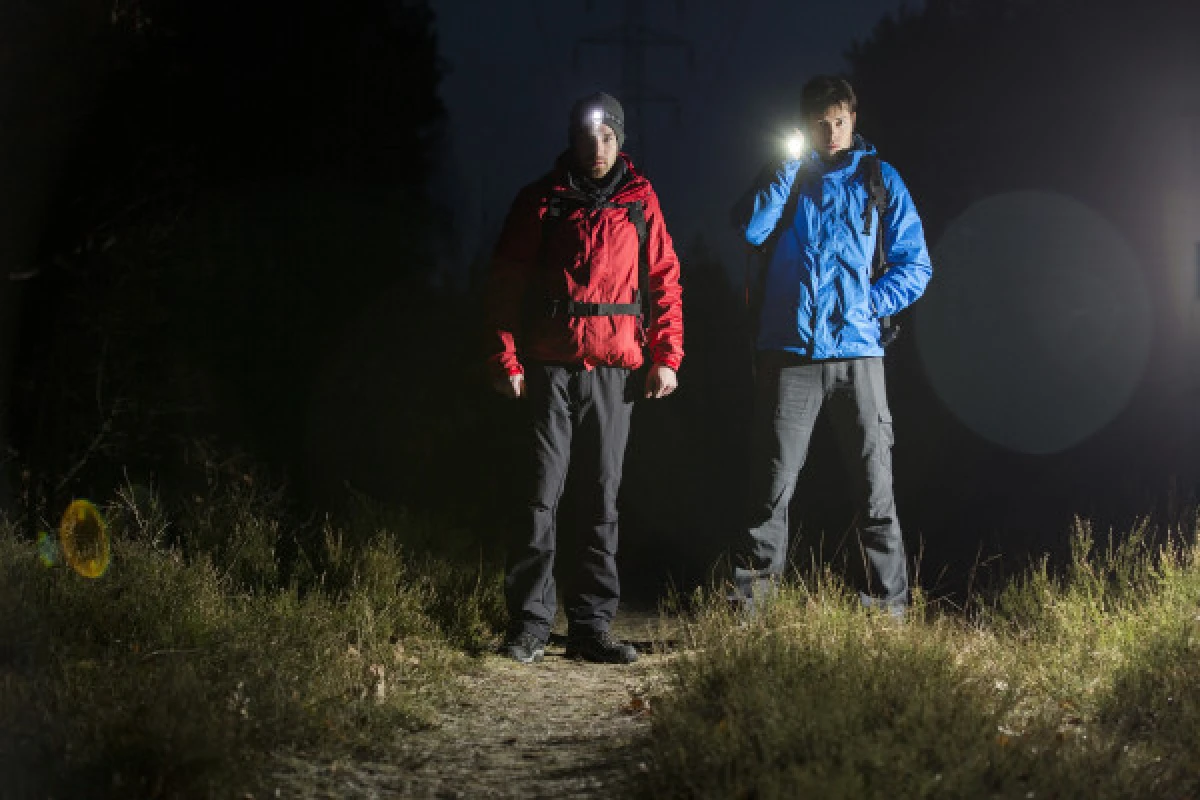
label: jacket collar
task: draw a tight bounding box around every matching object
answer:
[804,134,877,177]
[550,152,647,202]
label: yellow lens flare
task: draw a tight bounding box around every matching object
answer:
[58,499,111,578]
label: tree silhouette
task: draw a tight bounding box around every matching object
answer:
[11,0,448,502]
[843,0,1200,574]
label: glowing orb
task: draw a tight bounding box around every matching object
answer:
[915,191,1152,454]
[785,131,806,160]
[58,499,111,578]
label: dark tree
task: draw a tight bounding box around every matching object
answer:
[9,0,448,509]
[0,0,120,507]
[844,0,1200,573]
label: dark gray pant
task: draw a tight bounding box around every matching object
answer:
[734,353,909,612]
[505,363,633,641]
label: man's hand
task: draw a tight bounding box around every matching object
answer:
[493,372,524,399]
[644,364,678,399]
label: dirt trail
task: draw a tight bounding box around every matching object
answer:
[269,611,676,799]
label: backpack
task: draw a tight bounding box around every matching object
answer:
[747,154,899,347]
[535,190,652,327]
[859,155,900,347]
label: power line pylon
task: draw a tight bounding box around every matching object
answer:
[574,0,692,166]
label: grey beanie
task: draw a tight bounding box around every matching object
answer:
[568,92,626,147]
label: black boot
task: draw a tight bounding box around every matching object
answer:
[565,630,638,664]
[503,631,546,664]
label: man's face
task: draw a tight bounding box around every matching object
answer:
[805,103,856,160]
[573,122,619,180]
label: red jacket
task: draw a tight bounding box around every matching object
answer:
[484,154,684,376]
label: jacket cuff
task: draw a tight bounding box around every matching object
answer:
[653,355,683,372]
[869,287,884,319]
[489,355,524,378]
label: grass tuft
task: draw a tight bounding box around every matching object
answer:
[644,514,1200,800]
[0,472,505,798]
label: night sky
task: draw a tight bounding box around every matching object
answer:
[430,0,913,283]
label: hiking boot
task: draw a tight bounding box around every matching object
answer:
[503,631,546,664]
[565,630,638,664]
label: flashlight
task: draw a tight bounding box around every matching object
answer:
[784,130,806,160]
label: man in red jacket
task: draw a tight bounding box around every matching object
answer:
[484,92,684,664]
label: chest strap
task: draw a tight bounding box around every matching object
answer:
[539,193,651,322]
[546,299,642,318]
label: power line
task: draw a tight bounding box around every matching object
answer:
[695,0,755,106]
[528,0,570,100]
[574,0,692,167]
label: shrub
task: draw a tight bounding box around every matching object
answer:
[644,514,1200,800]
[0,472,505,798]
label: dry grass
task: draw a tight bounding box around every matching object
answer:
[0,469,505,799]
[644,516,1200,800]
[6,461,1198,800]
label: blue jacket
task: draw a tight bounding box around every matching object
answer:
[742,136,932,358]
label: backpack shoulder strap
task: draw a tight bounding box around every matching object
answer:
[858,154,891,283]
[538,188,592,261]
[859,155,901,346]
[620,201,651,324]
[537,192,565,271]
[543,193,564,223]
[530,190,575,319]
[590,199,651,324]
[859,154,889,237]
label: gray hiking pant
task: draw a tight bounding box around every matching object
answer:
[505,363,634,641]
[734,353,909,612]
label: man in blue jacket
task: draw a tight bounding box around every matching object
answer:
[732,75,932,616]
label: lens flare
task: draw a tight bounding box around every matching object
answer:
[59,499,111,578]
[916,191,1152,454]
[37,531,60,568]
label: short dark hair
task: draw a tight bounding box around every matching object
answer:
[800,75,857,119]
